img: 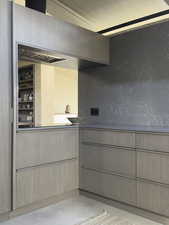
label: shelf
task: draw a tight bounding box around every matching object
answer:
[19,108,33,111]
[19,79,33,84]
[19,101,33,103]
[18,122,34,126]
[19,87,33,90]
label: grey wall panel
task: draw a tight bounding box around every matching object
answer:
[79,20,169,127]
[16,128,79,169]
[16,159,79,208]
[13,4,109,65]
[0,0,11,214]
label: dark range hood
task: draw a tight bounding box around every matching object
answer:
[18,45,66,64]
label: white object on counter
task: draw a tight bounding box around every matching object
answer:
[53,114,77,125]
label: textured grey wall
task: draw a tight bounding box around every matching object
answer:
[79,21,169,127]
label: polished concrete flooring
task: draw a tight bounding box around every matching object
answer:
[1,195,168,225]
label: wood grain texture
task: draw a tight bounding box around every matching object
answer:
[0,0,11,214]
[136,133,169,152]
[80,129,135,148]
[16,159,79,208]
[80,168,137,206]
[16,128,79,169]
[137,150,169,184]
[80,144,136,177]
[137,181,169,216]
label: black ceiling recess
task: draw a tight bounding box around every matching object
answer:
[26,0,46,13]
[98,9,169,34]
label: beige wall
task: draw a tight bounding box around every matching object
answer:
[39,64,78,126]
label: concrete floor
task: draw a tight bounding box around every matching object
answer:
[0,196,168,225]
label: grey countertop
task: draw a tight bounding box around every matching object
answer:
[16,124,79,132]
[16,123,169,133]
[80,124,169,133]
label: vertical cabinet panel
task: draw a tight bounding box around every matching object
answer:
[16,159,79,208]
[0,0,11,214]
[80,144,136,177]
[16,128,79,169]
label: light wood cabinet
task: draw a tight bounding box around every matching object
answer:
[80,168,137,206]
[137,181,169,216]
[137,150,169,184]
[16,128,79,169]
[80,144,135,177]
[16,159,79,208]
[80,129,135,148]
[136,133,169,152]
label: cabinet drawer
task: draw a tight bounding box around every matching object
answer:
[16,159,79,208]
[80,144,136,177]
[16,128,79,169]
[80,168,136,206]
[80,129,135,148]
[137,181,169,216]
[136,133,169,152]
[137,150,169,184]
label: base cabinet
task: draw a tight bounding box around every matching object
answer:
[80,168,137,206]
[16,159,79,208]
[137,181,169,217]
[80,144,135,177]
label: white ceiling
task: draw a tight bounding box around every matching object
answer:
[15,0,169,35]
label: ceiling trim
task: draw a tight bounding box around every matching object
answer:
[98,9,169,34]
[50,0,96,29]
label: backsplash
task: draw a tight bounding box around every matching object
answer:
[79,20,169,127]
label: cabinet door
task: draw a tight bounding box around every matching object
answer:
[0,0,11,214]
[80,144,136,177]
[80,168,137,206]
[16,128,79,169]
[137,150,169,184]
[136,133,169,152]
[80,129,135,148]
[137,181,169,216]
[16,159,79,208]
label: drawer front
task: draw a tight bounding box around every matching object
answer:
[136,133,169,152]
[16,159,79,208]
[137,151,169,184]
[80,144,136,177]
[137,181,169,216]
[16,129,79,169]
[80,129,135,148]
[80,168,137,206]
